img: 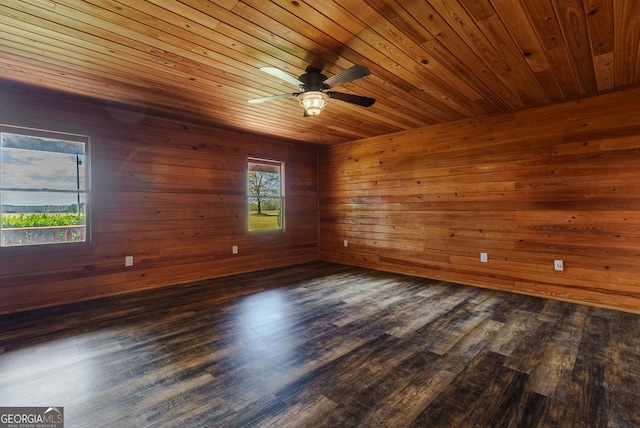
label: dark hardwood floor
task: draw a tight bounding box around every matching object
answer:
[1,261,639,427]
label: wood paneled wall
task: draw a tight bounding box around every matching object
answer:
[0,83,318,314]
[320,86,640,313]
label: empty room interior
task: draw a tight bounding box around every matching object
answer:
[2,1,640,427]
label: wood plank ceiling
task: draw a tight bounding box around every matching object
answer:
[0,1,636,145]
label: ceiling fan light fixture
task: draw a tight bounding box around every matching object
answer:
[298,91,328,115]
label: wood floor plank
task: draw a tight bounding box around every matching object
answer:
[1,261,640,427]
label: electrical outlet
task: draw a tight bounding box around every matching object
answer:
[480,252,488,263]
[343,239,348,247]
[125,255,133,267]
[554,260,564,271]
[232,245,238,255]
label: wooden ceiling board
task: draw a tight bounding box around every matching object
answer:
[0,0,637,145]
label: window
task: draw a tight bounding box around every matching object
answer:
[248,158,284,231]
[0,126,90,247]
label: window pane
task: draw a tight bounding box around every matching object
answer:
[248,166,281,198]
[1,191,86,216]
[1,130,88,247]
[1,134,85,191]
[248,197,281,231]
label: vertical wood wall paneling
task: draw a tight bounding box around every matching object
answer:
[0,84,319,314]
[319,86,640,313]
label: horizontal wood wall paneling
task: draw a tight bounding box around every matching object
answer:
[0,84,318,314]
[320,86,640,313]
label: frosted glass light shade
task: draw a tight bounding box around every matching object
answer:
[298,91,328,115]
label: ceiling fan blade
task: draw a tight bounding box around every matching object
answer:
[323,64,371,88]
[248,93,298,104]
[260,66,304,87]
[327,92,376,107]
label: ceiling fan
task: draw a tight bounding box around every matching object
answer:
[248,64,376,116]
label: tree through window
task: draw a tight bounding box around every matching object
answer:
[248,158,284,231]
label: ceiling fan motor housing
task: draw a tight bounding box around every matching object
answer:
[299,68,329,91]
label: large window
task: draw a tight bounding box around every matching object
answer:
[0,127,90,247]
[248,158,284,231]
